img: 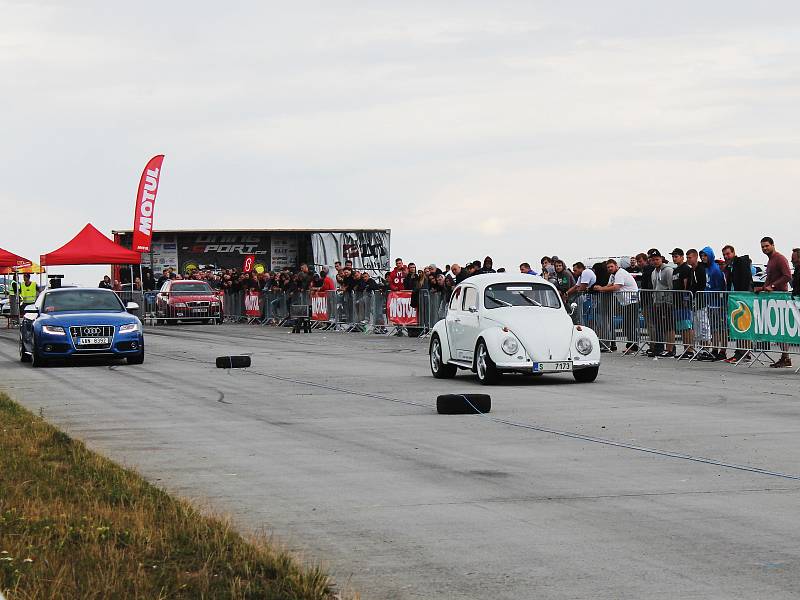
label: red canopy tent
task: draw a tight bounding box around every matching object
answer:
[40,223,141,266]
[0,247,32,269]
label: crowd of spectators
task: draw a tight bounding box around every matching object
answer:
[127,236,799,367]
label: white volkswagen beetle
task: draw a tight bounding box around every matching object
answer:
[429,273,601,384]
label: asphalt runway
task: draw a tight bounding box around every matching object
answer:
[1,325,800,599]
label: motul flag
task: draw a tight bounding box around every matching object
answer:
[242,254,256,273]
[132,154,165,253]
[244,290,262,318]
[310,291,329,321]
[386,291,418,325]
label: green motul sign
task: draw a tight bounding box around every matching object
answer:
[728,292,800,343]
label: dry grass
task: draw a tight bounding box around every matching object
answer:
[0,393,351,600]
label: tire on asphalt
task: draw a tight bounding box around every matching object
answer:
[573,366,599,383]
[437,393,491,415]
[475,340,500,385]
[19,337,31,363]
[430,335,457,379]
[216,355,251,369]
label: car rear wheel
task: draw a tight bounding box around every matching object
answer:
[475,340,499,385]
[19,337,31,363]
[430,335,457,379]
[127,350,145,365]
[573,366,599,383]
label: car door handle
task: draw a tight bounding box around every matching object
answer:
[453,318,461,322]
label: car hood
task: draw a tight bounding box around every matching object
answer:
[482,307,573,361]
[165,294,218,302]
[38,311,138,326]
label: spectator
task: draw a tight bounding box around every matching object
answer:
[566,262,596,296]
[479,256,496,274]
[722,245,754,363]
[792,248,800,298]
[447,263,462,281]
[699,246,727,360]
[670,248,694,360]
[389,259,406,291]
[519,262,539,276]
[686,249,712,361]
[552,259,575,300]
[595,259,638,353]
[754,236,792,368]
[99,275,113,289]
[650,250,675,357]
[404,263,418,290]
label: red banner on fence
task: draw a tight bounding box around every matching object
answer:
[386,290,418,325]
[310,291,329,321]
[132,154,165,253]
[244,290,261,317]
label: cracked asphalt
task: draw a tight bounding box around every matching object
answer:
[1,324,799,599]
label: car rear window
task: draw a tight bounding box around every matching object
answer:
[484,283,561,309]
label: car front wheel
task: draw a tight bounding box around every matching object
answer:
[430,335,457,379]
[127,350,145,365]
[573,366,599,383]
[30,337,48,368]
[19,337,31,363]
[475,340,499,385]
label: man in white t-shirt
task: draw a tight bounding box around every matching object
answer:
[565,261,597,327]
[595,258,639,353]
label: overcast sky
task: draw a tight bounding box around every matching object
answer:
[2,1,799,283]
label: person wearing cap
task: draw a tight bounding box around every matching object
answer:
[671,248,695,359]
[640,249,661,357]
[650,250,676,357]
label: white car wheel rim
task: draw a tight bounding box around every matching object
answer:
[477,346,487,379]
[431,340,441,372]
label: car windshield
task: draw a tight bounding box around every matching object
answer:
[169,282,213,294]
[42,290,123,313]
[484,283,561,309]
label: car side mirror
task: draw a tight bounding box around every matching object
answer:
[468,306,478,313]
[126,302,140,313]
[569,302,577,315]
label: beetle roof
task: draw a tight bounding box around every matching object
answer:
[455,272,556,290]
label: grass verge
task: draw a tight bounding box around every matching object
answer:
[0,392,346,600]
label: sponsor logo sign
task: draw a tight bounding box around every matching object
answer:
[242,255,256,273]
[244,290,262,318]
[132,155,165,253]
[386,290,417,325]
[310,291,329,321]
[728,292,800,343]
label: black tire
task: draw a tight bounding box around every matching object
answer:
[31,337,48,368]
[127,350,145,365]
[437,394,491,414]
[430,335,457,379]
[475,340,499,385]
[573,366,599,383]
[19,337,31,363]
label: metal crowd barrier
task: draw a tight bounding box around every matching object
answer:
[570,289,799,366]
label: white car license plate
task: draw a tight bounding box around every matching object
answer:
[532,361,572,373]
[78,337,110,345]
[192,308,208,313]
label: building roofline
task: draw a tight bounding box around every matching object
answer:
[112,228,391,235]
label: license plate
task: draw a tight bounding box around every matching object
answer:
[192,308,208,313]
[78,337,110,345]
[532,361,572,373]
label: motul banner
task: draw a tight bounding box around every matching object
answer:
[242,254,256,273]
[132,154,165,253]
[244,290,262,318]
[386,290,417,325]
[311,291,329,321]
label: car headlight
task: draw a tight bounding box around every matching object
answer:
[576,337,593,355]
[501,337,519,355]
[174,302,187,308]
[119,323,139,333]
[42,325,65,335]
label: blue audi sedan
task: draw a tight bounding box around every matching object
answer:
[19,287,144,367]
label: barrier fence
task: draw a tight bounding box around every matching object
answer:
[121,287,800,368]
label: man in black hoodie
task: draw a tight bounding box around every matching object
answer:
[792,248,800,298]
[721,245,753,363]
